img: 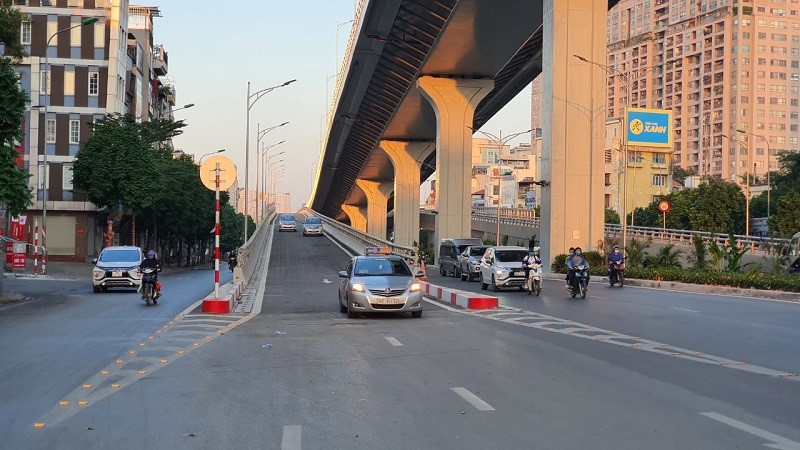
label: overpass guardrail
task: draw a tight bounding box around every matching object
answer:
[431,209,789,254]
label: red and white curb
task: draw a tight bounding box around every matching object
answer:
[421,281,498,310]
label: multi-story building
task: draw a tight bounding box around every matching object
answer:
[533,0,800,210]
[13,1,175,261]
[237,191,292,220]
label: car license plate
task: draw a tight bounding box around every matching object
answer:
[112,271,123,277]
[374,297,404,305]
[514,271,524,277]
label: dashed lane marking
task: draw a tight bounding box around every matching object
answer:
[701,412,800,449]
[385,337,403,347]
[281,425,302,450]
[451,387,495,412]
[671,307,701,313]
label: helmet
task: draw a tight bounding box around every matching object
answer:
[146,250,156,259]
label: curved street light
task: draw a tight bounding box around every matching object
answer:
[172,103,195,112]
[255,122,288,220]
[737,129,772,218]
[40,16,99,274]
[198,148,225,163]
[244,79,296,239]
[468,126,532,244]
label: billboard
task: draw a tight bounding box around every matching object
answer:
[625,108,673,148]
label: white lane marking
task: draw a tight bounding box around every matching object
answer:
[451,387,495,411]
[671,307,700,313]
[385,336,403,347]
[281,425,302,450]
[322,278,332,284]
[701,412,800,449]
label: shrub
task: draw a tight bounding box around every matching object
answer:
[623,267,800,292]
[551,253,567,272]
[584,251,604,268]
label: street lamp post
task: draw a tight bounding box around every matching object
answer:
[574,54,658,255]
[244,80,295,241]
[255,122,288,221]
[261,144,285,219]
[722,133,751,236]
[737,129,771,218]
[467,127,532,244]
[40,16,98,275]
[172,103,195,112]
[198,148,225,163]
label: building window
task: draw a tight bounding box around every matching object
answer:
[64,70,75,96]
[62,164,74,191]
[45,119,56,143]
[652,153,666,165]
[652,174,667,187]
[69,120,80,144]
[94,22,104,48]
[70,24,81,47]
[89,72,99,95]
[20,21,31,45]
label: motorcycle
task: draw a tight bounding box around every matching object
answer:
[525,262,542,296]
[568,264,589,299]
[139,267,159,306]
[228,255,238,272]
[609,260,625,287]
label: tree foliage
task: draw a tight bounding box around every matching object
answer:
[0,2,28,61]
[671,166,697,186]
[767,189,800,238]
[72,116,165,211]
[604,208,620,225]
[0,57,32,216]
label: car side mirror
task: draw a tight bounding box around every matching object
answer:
[415,270,424,277]
[91,258,97,264]
[338,271,348,278]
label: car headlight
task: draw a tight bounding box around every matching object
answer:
[92,269,104,279]
[348,283,364,292]
[409,283,421,292]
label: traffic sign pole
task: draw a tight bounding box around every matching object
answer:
[214,162,220,300]
[200,155,235,314]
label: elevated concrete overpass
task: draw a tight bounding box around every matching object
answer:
[309,0,620,263]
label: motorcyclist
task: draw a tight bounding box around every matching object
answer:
[523,247,542,279]
[139,250,163,299]
[228,250,238,272]
[566,247,589,290]
[564,247,575,284]
[608,246,624,280]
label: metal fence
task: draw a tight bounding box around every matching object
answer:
[237,203,277,285]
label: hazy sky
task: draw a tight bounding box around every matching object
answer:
[153,0,532,211]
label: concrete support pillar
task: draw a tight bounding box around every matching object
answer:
[341,204,367,233]
[355,179,392,239]
[380,140,435,248]
[416,76,494,257]
[540,0,606,269]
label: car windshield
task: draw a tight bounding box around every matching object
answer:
[353,258,412,276]
[469,247,488,256]
[495,250,528,263]
[305,217,321,224]
[99,249,140,263]
[280,214,295,221]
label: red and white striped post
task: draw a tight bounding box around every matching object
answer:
[33,219,39,275]
[41,226,46,275]
[202,162,228,314]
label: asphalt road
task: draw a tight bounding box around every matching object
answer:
[1,229,799,449]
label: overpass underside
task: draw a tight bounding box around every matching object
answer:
[311,0,619,262]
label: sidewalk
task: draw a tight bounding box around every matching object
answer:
[3,260,93,281]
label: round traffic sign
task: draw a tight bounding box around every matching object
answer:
[658,200,670,212]
[200,156,236,191]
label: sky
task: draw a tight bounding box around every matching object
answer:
[152,0,532,211]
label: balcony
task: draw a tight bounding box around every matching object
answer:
[152,45,168,77]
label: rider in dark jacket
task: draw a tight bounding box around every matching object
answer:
[139,250,163,298]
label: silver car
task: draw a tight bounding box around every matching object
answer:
[338,249,423,319]
[302,216,324,236]
[479,246,528,291]
[92,246,144,293]
[456,245,489,282]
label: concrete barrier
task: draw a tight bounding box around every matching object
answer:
[421,281,498,310]
[201,280,244,314]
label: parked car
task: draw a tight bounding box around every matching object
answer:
[456,245,489,281]
[479,246,528,291]
[438,237,483,277]
[338,247,424,318]
[92,246,144,293]
[302,216,324,236]
[278,214,297,232]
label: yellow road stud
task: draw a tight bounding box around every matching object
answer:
[82,384,91,389]
[59,401,69,406]
[115,359,123,365]
[138,370,146,375]
[111,383,120,389]
[78,401,88,406]
[33,423,45,428]
[159,359,168,364]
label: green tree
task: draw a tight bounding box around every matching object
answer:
[624,238,651,268]
[604,208,620,224]
[689,178,746,234]
[0,57,32,216]
[767,189,800,238]
[1,2,28,61]
[220,202,244,251]
[72,116,165,211]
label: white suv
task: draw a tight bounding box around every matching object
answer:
[92,246,144,293]
[479,246,528,292]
